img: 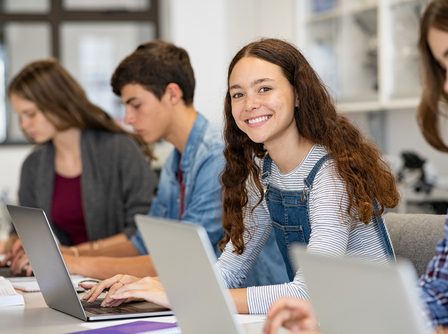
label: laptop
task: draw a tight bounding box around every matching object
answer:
[0,266,15,278]
[0,261,35,278]
[135,215,265,334]
[6,204,172,321]
[291,246,432,334]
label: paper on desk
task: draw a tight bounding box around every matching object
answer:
[236,314,266,324]
[0,277,24,307]
[7,276,40,292]
[8,274,93,292]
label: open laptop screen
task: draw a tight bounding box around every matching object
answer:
[6,205,172,321]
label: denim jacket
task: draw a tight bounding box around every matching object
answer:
[132,113,224,254]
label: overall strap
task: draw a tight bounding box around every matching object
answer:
[304,154,330,188]
[263,154,329,190]
[373,202,396,259]
[261,155,272,187]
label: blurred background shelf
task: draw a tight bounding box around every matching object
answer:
[298,0,425,110]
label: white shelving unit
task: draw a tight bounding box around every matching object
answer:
[296,0,427,113]
[295,0,448,214]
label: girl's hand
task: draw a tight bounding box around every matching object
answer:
[263,297,320,334]
[81,274,139,306]
[106,276,170,308]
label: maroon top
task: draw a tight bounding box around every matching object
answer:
[51,173,88,245]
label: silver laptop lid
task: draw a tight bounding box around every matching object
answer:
[6,205,172,321]
[291,246,431,334]
[135,215,244,334]
[7,205,87,320]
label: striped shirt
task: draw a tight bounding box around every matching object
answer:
[216,144,392,314]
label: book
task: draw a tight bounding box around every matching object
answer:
[70,320,179,333]
[0,276,24,307]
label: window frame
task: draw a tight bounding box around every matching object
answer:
[0,0,159,144]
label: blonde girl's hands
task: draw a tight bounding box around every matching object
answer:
[81,274,139,306]
[7,239,33,276]
[263,297,320,334]
[106,276,170,309]
[10,251,33,276]
[1,236,21,266]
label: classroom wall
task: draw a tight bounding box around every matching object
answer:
[159,0,296,126]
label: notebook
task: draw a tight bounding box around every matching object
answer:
[135,215,264,334]
[290,246,432,334]
[70,320,179,333]
[6,205,172,321]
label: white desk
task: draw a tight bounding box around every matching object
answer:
[0,291,268,334]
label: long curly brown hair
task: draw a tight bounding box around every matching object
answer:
[220,38,399,254]
[418,0,448,152]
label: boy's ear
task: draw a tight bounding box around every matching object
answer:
[164,83,183,104]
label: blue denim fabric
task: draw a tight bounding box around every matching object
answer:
[132,113,224,255]
[420,216,448,327]
[132,113,289,287]
[262,154,394,280]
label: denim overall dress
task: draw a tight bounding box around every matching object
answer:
[261,154,395,280]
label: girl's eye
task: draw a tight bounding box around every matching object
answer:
[231,92,243,99]
[259,86,271,93]
[24,112,36,118]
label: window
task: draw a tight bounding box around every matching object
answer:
[0,0,159,143]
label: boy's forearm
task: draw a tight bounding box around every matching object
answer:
[62,233,140,257]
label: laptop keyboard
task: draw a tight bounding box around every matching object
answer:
[0,267,12,278]
[0,267,31,278]
[81,299,170,315]
[81,299,144,315]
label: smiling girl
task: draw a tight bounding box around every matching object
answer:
[216,38,400,314]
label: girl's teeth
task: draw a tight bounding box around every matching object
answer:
[248,116,269,124]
